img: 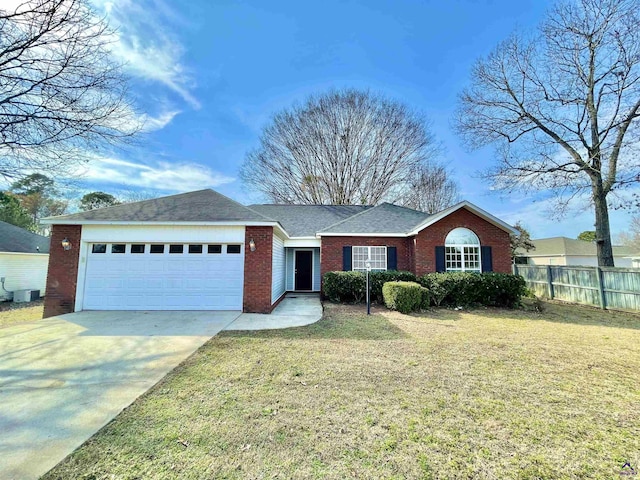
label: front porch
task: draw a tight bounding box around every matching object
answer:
[285,247,321,292]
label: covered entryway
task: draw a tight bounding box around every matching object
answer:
[294,250,313,291]
[82,242,244,310]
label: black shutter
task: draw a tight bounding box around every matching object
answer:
[481,246,493,272]
[342,246,352,271]
[435,246,445,272]
[387,246,397,270]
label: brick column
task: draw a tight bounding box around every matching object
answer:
[243,226,273,313]
[43,225,82,318]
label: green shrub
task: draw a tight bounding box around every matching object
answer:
[418,272,527,308]
[382,281,424,314]
[323,271,366,303]
[369,270,417,303]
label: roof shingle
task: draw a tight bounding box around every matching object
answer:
[44,189,272,223]
[0,221,50,253]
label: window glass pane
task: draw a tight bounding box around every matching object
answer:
[131,244,145,254]
[352,246,387,271]
[352,246,368,271]
[92,244,106,254]
[169,244,184,254]
[208,244,222,254]
[150,244,164,254]
[111,244,126,254]
[227,244,241,254]
[445,228,480,245]
[189,244,203,254]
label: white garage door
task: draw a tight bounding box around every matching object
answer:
[83,242,244,310]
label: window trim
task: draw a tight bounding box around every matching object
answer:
[150,244,165,254]
[91,243,107,254]
[227,244,241,254]
[208,244,222,254]
[188,244,203,254]
[444,228,481,273]
[352,245,387,272]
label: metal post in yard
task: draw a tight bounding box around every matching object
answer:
[595,266,606,310]
[365,258,371,315]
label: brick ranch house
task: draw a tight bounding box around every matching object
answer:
[41,189,516,318]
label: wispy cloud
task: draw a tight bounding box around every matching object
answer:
[91,0,201,109]
[78,157,235,192]
[139,110,181,132]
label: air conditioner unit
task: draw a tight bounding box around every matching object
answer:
[13,289,40,303]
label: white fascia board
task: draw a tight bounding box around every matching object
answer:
[41,219,281,226]
[316,232,408,237]
[408,201,517,236]
[284,237,321,248]
[0,251,49,256]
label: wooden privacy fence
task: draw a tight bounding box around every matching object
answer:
[513,264,640,311]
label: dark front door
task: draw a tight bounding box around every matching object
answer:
[295,250,313,290]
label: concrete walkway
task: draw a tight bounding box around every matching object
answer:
[226,293,323,331]
[0,310,240,480]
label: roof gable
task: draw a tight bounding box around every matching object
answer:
[43,189,274,224]
[0,221,50,253]
[408,201,517,236]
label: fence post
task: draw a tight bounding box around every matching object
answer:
[595,266,606,309]
[546,265,554,299]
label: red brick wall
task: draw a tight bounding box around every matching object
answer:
[320,236,413,274]
[414,208,512,275]
[243,226,274,313]
[43,225,82,318]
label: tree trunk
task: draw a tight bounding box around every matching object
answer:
[593,181,615,267]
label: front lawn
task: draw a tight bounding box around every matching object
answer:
[0,299,43,328]
[44,303,640,479]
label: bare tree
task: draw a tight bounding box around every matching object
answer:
[399,161,459,213]
[456,0,640,266]
[240,89,439,205]
[617,216,640,250]
[0,0,140,181]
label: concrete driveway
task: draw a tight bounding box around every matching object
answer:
[0,310,241,480]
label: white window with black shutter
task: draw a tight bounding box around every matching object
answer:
[435,228,492,273]
[343,245,398,271]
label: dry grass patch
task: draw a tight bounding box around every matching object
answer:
[0,299,43,328]
[43,302,640,479]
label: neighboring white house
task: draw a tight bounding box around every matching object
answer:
[0,221,50,301]
[516,236,640,268]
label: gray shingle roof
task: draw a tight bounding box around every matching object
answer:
[248,204,370,237]
[45,189,273,223]
[318,203,431,234]
[0,221,50,254]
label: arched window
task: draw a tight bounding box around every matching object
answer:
[445,228,481,272]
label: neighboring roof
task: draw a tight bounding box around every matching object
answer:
[516,237,640,257]
[248,204,370,237]
[0,221,50,254]
[42,189,274,224]
[318,203,431,235]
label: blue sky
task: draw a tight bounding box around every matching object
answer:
[74,0,635,239]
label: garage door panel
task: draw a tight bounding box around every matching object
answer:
[83,243,244,311]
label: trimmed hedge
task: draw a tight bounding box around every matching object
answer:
[369,270,417,303]
[382,281,425,314]
[418,272,526,308]
[322,271,527,309]
[322,271,366,303]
